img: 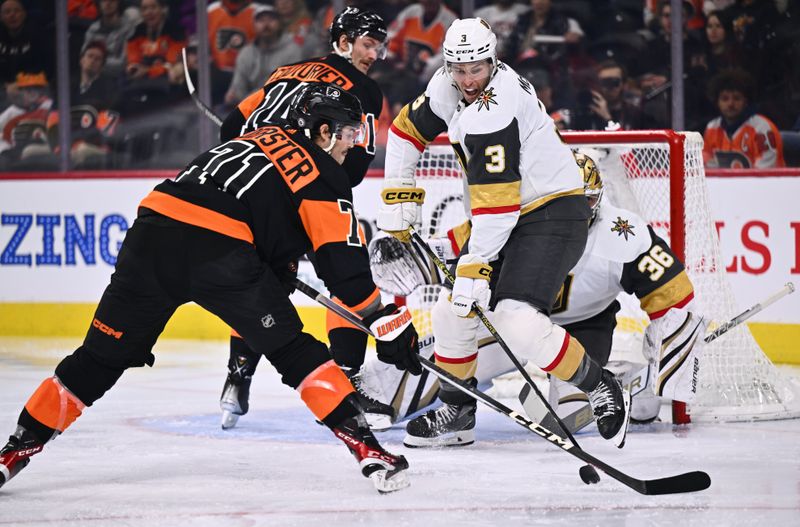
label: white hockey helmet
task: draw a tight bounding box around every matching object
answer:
[442,18,498,72]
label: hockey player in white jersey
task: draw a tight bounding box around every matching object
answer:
[377,18,631,448]
[367,153,707,432]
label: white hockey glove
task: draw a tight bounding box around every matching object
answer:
[642,307,708,403]
[377,178,424,242]
[450,254,492,318]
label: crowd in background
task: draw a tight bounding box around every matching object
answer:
[0,0,798,170]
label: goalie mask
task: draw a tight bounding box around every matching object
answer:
[288,82,366,148]
[330,7,388,61]
[575,153,603,224]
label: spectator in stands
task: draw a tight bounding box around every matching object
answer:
[0,0,52,86]
[475,0,529,64]
[692,10,740,77]
[83,0,137,78]
[208,0,255,105]
[645,0,705,30]
[224,5,302,106]
[386,0,457,87]
[275,0,312,47]
[47,41,120,168]
[572,60,652,131]
[124,0,185,111]
[0,72,53,167]
[703,69,785,168]
[722,0,796,129]
[515,0,585,65]
[637,0,706,129]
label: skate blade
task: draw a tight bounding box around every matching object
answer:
[612,389,632,449]
[364,413,394,432]
[403,429,475,448]
[221,410,240,430]
[369,468,410,494]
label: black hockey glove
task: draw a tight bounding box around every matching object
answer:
[362,304,422,375]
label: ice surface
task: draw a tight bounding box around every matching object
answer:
[2,338,799,526]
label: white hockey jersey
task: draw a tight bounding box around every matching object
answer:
[386,62,583,261]
[550,200,693,325]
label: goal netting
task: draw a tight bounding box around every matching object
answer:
[402,131,800,424]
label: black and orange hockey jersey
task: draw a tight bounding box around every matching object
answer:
[207,0,255,72]
[220,54,383,187]
[138,125,380,314]
[126,22,186,79]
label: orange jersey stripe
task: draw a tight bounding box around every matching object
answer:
[237,89,266,120]
[297,199,362,251]
[24,377,85,433]
[139,190,254,244]
[297,360,355,421]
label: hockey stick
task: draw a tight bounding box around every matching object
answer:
[181,47,223,127]
[405,230,608,465]
[292,277,711,495]
[533,281,797,434]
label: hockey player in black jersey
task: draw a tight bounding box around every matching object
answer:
[218,7,396,431]
[0,83,420,494]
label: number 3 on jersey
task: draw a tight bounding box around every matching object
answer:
[485,144,505,173]
[337,199,363,247]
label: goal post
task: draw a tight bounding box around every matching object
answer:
[401,130,800,424]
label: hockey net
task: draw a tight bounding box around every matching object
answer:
[402,130,800,424]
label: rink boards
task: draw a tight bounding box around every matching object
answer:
[0,173,798,362]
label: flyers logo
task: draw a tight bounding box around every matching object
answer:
[246,126,320,192]
[266,62,354,90]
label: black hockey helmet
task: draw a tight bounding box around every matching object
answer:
[289,82,364,140]
[329,7,387,47]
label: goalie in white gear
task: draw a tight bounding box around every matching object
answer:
[377,18,630,448]
[366,153,707,432]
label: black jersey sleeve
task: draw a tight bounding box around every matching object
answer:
[620,226,695,319]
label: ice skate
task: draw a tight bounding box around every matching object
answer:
[332,414,409,494]
[220,353,257,430]
[404,399,477,448]
[0,427,44,489]
[345,368,396,432]
[588,369,631,448]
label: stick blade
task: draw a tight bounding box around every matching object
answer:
[641,471,711,495]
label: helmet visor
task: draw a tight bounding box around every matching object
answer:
[358,33,387,60]
[446,60,493,84]
[335,122,366,144]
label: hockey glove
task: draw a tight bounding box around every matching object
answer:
[377,178,424,242]
[363,304,422,375]
[275,259,299,295]
[450,254,492,318]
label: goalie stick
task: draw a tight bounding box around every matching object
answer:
[292,277,711,495]
[181,47,223,127]
[525,281,796,434]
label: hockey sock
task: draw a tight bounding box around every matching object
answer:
[329,327,368,370]
[297,360,357,426]
[543,334,603,392]
[20,377,86,442]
